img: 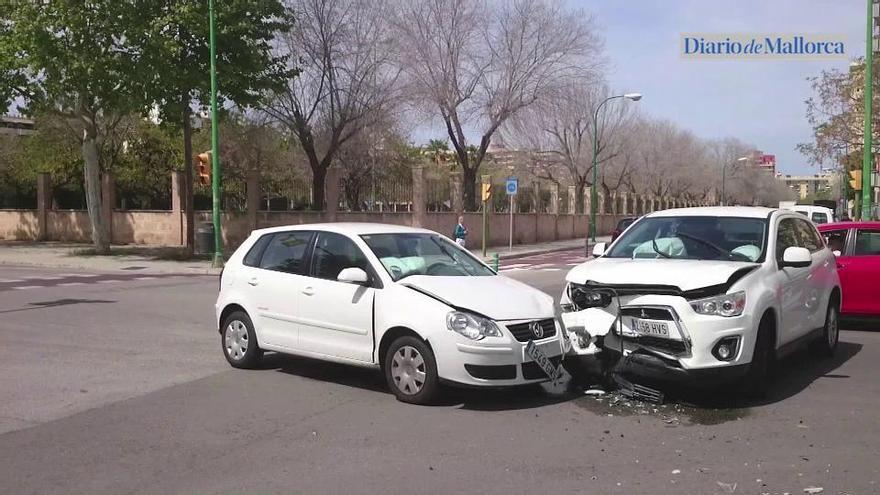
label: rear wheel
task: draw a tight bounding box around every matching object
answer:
[810,299,839,357]
[740,316,775,397]
[221,311,263,369]
[384,336,440,405]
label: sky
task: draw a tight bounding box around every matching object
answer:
[572,0,866,175]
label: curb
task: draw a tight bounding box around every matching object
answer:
[484,244,583,262]
[0,258,221,276]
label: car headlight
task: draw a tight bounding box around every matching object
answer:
[566,283,611,310]
[446,311,503,340]
[690,291,746,317]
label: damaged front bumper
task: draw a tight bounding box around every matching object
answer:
[561,290,756,385]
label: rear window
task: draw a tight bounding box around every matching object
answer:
[811,212,829,224]
[854,230,880,256]
[243,234,272,267]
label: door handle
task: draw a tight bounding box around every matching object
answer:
[302,286,315,296]
[248,278,259,286]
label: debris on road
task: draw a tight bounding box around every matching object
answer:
[803,487,824,494]
[716,481,737,492]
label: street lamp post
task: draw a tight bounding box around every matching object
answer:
[720,157,748,206]
[589,92,641,245]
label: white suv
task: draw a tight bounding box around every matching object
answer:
[560,207,841,392]
[216,223,565,404]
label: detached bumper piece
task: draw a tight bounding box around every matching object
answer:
[612,373,664,404]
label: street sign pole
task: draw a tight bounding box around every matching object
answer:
[208,0,223,267]
[506,177,518,252]
[509,195,514,252]
[482,175,491,258]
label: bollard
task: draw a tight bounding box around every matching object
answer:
[492,253,500,271]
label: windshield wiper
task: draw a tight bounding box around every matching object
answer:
[651,237,671,258]
[674,232,734,260]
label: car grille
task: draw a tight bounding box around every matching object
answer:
[522,356,563,380]
[626,336,688,354]
[620,307,675,320]
[506,319,557,342]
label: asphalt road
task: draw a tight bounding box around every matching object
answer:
[1,252,879,494]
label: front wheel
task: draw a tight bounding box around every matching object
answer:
[740,316,775,397]
[810,300,839,358]
[384,336,440,405]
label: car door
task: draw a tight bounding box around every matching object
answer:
[840,228,880,315]
[793,218,831,331]
[297,231,376,363]
[250,230,315,350]
[773,217,811,343]
[820,228,855,313]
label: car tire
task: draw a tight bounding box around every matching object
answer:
[740,316,775,398]
[221,310,263,369]
[810,299,839,358]
[384,336,440,405]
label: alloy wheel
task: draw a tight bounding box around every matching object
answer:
[225,320,249,361]
[390,345,426,395]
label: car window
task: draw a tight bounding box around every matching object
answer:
[853,229,880,256]
[775,218,800,261]
[811,212,828,224]
[258,231,313,274]
[243,234,273,267]
[604,216,767,262]
[361,233,495,281]
[311,232,370,280]
[821,229,847,254]
[794,219,822,252]
[617,218,634,230]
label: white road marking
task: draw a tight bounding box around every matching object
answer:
[12,285,41,290]
[0,279,24,283]
[134,276,157,280]
[58,282,85,286]
[23,276,63,280]
[97,279,119,284]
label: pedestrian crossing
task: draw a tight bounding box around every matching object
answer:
[497,249,588,273]
[0,271,196,292]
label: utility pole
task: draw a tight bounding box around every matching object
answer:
[208,0,223,267]
[862,0,876,220]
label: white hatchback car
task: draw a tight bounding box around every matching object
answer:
[560,207,841,392]
[216,223,565,404]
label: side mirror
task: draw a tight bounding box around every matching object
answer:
[592,242,607,257]
[832,250,841,257]
[780,246,811,268]
[337,267,369,285]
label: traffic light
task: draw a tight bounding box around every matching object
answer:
[196,152,211,186]
[481,182,491,202]
[849,169,862,191]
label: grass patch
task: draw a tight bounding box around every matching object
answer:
[71,246,214,261]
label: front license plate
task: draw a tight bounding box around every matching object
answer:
[525,340,562,385]
[629,318,671,338]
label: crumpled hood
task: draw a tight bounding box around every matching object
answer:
[401,275,554,321]
[565,257,758,292]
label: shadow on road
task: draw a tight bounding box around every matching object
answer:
[0,298,117,315]
[261,352,579,411]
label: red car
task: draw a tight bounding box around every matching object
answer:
[817,221,880,316]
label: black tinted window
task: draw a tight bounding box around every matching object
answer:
[854,230,880,256]
[776,218,799,260]
[794,219,822,252]
[259,231,313,274]
[821,229,847,253]
[811,212,829,224]
[243,234,272,267]
[311,232,369,280]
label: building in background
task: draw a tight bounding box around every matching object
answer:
[743,150,777,175]
[777,173,836,200]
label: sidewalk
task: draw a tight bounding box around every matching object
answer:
[475,236,610,262]
[0,236,609,275]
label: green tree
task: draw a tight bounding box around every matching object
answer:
[135,0,291,252]
[7,1,149,252]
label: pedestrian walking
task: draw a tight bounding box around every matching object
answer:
[453,216,468,247]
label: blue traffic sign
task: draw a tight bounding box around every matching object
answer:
[506,177,518,195]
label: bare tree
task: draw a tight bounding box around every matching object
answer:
[396,0,603,210]
[500,82,635,213]
[265,0,399,209]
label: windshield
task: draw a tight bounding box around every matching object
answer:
[605,216,767,262]
[361,233,495,281]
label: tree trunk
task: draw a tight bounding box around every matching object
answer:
[82,132,109,254]
[462,167,477,211]
[312,165,327,211]
[575,181,586,215]
[182,105,194,255]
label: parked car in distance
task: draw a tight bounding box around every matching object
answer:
[786,204,835,225]
[560,206,841,393]
[611,217,637,243]
[216,223,565,405]
[818,221,880,316]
